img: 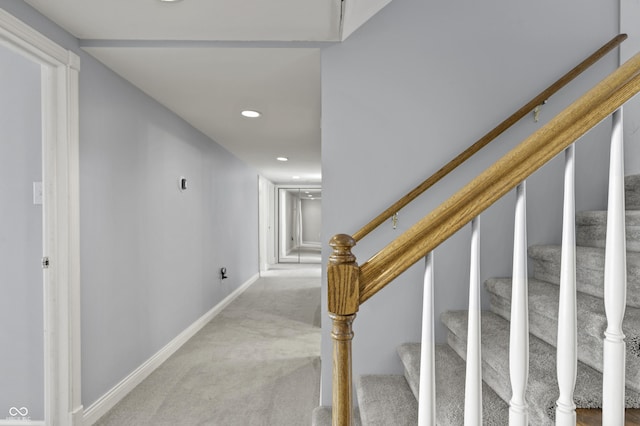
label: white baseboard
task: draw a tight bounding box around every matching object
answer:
[0,421,45,426]
[71,404,83,426]
[81,273,259,425]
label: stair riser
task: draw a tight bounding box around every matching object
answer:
[441,310,640,426]
[397,346,420,400]
[576,212,640,252]
[446,331,554,425]
[397,343,509,425]
[488,291,640,393]
[443,312,557,425]
[626,175,640,209]
[529,246,640,308]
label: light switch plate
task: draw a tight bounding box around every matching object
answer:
[33,182,43,205]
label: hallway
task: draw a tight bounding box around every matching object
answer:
[95,266,321,425]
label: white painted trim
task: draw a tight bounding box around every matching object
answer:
[0,421,45,426]
[509,182,529,425]
[0,9,77,69]
[417,252,435,425]
[82,273,260,426]
[258,176,270,272]
[41,49,82,426]
[464,217,482,424]
[65,63,83,426]
[556,144,577,425]
[0,9,81,426]
[602,109,627,424]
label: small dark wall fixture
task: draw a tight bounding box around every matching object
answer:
[178,176,187,191]
[220,267,228,280]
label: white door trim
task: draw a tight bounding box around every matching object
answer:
[0,9,81,426]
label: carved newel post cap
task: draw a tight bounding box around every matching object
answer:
[328,233,359,315]
[329,234,356,265]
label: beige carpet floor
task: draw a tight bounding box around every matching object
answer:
[95,266,321,426]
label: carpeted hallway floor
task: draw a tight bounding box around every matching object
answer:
[95,265,322,426]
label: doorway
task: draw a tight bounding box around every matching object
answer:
[0,9,81,425]
[277,188,321,264]
[0,44,44,422]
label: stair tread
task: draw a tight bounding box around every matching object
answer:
[485,277,640,393]
[576,210,640,252]
[528,244,640,307]
[441,310,640,425]
[356,375,417,425]
[397,343,508,425]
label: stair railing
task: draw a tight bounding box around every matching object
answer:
[327,49,640,425]
[352,34,627,243]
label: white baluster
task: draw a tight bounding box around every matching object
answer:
[418,251,436,426]
[556,144,577,425]
[509,182,529,426]
[603,108,627,425]
[465,217,482,425]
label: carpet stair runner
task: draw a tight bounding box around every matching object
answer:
[313,174,640,425]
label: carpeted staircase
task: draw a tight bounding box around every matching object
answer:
[314,174,640,425]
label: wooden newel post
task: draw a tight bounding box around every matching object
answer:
[328,234,360,426]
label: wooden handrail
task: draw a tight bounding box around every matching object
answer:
[351,34,627,243]
[358,51,640,304]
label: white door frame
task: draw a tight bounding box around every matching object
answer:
[0,9,81,426]
[258,176,274,272]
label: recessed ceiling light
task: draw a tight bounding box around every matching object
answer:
[241,110,261,118]
[292,176,300,180]
[276,157,288,162]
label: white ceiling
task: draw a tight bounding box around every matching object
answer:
[22,0,392,184]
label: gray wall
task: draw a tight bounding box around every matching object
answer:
[0,44,43,420]
[301,198,321,244]
[1,1,259,409]
[621,0,640,176]
[79,56,259,406]
[321,0,620,405]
